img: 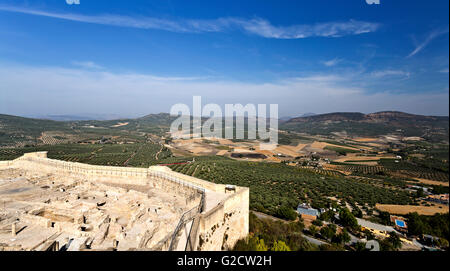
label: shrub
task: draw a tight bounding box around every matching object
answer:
[276,206,298,221]
[270,241,291,251]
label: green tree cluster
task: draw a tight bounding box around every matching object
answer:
[275,205,298,221]
[339,208,359,230]
[233,212,317,251]
[320,224,337,241]
[407,212,449,241]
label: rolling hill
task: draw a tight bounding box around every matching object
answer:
[281,111,449,142]
[0,113,176,147]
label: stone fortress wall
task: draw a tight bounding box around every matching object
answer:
[0,152,249,251]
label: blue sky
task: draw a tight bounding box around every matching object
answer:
[0,0,448,118]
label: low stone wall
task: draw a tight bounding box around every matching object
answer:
[11,152,218,191]
[1,151,249,251]
[0,160,13,168]
[149,166,226,193]
[14,152,149,183]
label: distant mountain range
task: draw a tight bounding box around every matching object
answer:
[285,111,448,123]
[27,114,133,121]
[1,111,448,146]
[279,113,316,122]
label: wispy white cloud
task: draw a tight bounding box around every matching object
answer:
[0,5,380,39]
[322,58,343,67]
[72,61,104,70]
[439,68,449,73]
[230,18,380,39]
[370,70,410,78]
[407,28,449,58]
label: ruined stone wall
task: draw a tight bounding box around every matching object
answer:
[193,187,249,251]
[149,166,226,192]
[14,152,149,184]
[148,166,249,251]
[11,152,203,206]
[0,160,12,168]
[2,152,249,251]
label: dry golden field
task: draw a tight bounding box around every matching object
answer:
[353,137,379,142]
[412,178,449,187]
[333,153,396,163]
[376,203,449,215]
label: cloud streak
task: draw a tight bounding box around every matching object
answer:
[0,5,380,39]
[72,61,104,70]
[0,63,448,117]
[322,58,343,67]
[371,69,410,78]
[407,28,449,58]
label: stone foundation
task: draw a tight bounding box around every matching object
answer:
[0,152,249,251]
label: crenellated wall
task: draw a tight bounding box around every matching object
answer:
[1,152,249,251]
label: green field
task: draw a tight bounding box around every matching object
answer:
[324,146,361,154]
[0,142,171,167]
[330,158,449,183]
[167,157,413,217]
